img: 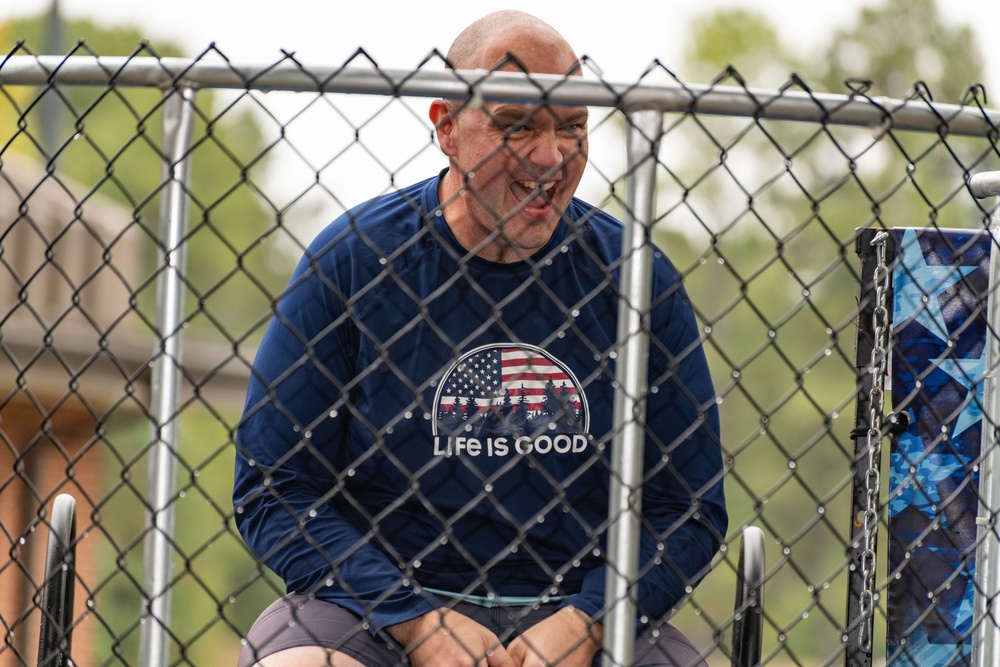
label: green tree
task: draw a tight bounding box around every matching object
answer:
[682,8,795,86]
[651,1,991,663]
[817,0,984,100]
[1,15,290,340]
[1,15,288,667]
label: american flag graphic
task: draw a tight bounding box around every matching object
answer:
[438,346,580,412]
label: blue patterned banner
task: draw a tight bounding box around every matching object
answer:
[887,227,989,666]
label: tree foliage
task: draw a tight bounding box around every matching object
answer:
[1,15,289,341]
[818,0,985,100]
[682,8,793,85]
[2,15,287,667]
[664,0,991,661]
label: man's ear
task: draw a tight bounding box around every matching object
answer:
[429,99,457,157]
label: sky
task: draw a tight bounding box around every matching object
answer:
[5,0,1000,94]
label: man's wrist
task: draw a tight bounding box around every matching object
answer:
[386,609,438,646]
[561,606,604,644]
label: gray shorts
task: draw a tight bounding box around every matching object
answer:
[237,593,707,667]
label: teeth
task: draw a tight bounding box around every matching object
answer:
[518,181,556,191]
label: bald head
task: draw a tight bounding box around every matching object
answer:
[447,10,580,75]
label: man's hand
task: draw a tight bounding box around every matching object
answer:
[387,608,515,667]
[506,607,603,667]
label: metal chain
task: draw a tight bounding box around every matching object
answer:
[859,230,891,652]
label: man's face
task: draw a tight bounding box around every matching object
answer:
[435,98,590,261]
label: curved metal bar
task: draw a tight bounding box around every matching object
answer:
[37,494,77,667]
[732,526,765,667]
[971,171,1000,200]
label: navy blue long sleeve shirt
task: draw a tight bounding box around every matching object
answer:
[233,173,727,634]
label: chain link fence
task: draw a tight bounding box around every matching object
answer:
[1,45,999,667]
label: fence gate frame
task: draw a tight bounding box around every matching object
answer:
[850,175,1000,667]
[973,172,1000,667]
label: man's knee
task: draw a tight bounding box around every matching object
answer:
[251,645,367,667]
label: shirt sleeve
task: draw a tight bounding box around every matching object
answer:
[563,265,728,628]
[232,242,439,635]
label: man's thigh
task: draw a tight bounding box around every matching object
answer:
[238,595,707,667]
[632,622,707,667]
[238,594,403,667]
[252,645,366,667]
[446,601,707,667]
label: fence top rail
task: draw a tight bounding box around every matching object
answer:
[1,55,998,138]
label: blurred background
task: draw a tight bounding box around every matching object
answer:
[1,1,998,665]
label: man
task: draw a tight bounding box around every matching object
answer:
[234,10,727,667]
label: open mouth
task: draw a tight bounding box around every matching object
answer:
[510,180,558,214]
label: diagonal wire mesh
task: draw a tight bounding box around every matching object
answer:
[0,45,998,667]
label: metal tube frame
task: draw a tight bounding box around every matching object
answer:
[139,84,197,667]
[973,171,1000,667]
[0,56,997,136]
[602,109,664,667]
[3,51,997,666]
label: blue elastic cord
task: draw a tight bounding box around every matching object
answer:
[423,587,565,609]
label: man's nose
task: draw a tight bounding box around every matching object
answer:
[526,130,570,175]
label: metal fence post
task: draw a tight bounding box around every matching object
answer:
[138,83,197,667]
[602,108,663,667]
[972,171,1000,667]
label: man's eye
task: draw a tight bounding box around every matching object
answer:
[501,122,529,135]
